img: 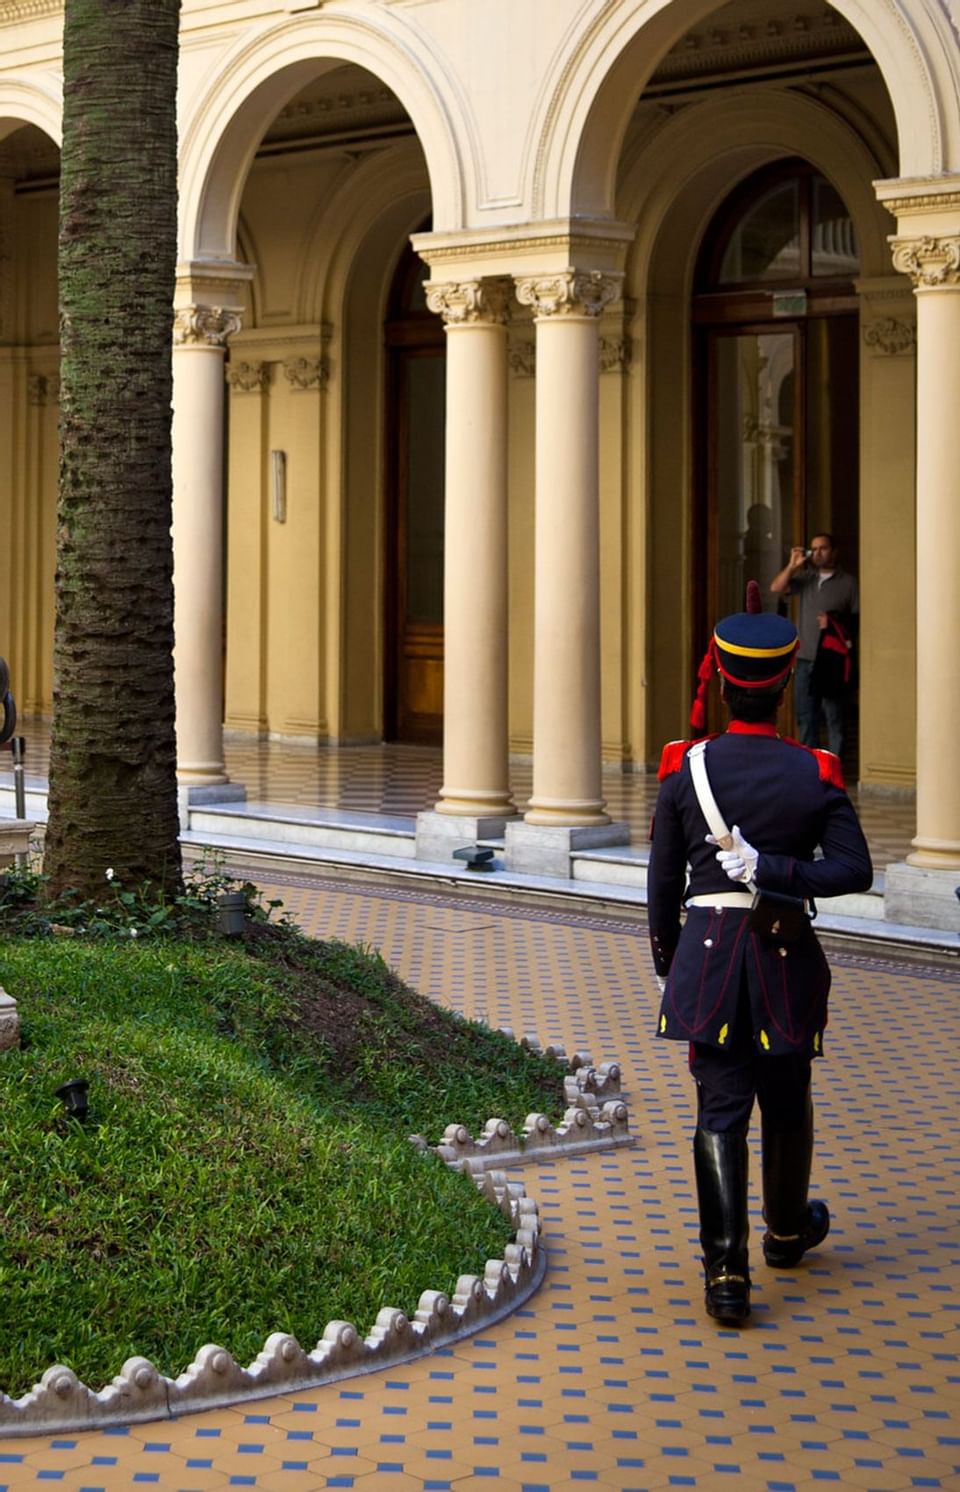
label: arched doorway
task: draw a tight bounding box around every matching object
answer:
[692,159,860,747]
[383,237,445,744]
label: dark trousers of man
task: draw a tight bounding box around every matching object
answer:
[687,981,816,1298]
[794,656,845,759]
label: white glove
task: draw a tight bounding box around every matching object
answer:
[705,824,759,884]
[655,975,666,994]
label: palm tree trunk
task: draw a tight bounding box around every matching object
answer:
[44,0,183,899]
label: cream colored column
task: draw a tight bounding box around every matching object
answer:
[172,304,241,786]
[889,233,960,869]
[515,270,620,826]
[425,279,515,821]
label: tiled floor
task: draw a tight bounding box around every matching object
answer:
[5,722,917,870]
[2,867,957,1490]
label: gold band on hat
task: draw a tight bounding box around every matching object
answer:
[713,633,798,659]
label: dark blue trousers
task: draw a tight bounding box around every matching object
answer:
[690,982,812,1133]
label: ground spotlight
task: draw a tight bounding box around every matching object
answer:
[55,1077,90,1123]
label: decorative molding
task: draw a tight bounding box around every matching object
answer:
[282,355,330,391]
[0,1,60,21]
[514,271,621,319]
[226,360,270,393]
[173,306,242,348]
[508,339,536,378]
[425,278,511,326]
[883,191,960,216]
[652,4,866,87]
[414,224,635,271]
[863,317,916,356]
[599,335,632,374]
[0,1171,542,1437]
[889,234,960,287]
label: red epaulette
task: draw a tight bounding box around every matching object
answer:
[812,748,846,789]
[781,735,846,789]
[658,737,713,781]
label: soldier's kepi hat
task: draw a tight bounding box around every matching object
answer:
[690,581,799,732]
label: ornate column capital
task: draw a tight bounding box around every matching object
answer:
[514,270,622,319]
[173,305,243,348]
[425,278,511,326]
[225,360,270,393]
[889,234,960,288]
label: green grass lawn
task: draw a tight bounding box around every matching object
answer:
[0,923,565,1396]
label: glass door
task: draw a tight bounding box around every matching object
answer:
[709,327,801,624]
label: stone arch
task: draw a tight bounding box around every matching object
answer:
[620,89,893,294]
[298,136,430,328]
[529,0,960,221]
[178,12,462,264]
[0,74,62,146]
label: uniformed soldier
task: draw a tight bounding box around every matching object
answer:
[648,585,872,1326]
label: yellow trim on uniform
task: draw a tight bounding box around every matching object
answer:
[713,633,798,660]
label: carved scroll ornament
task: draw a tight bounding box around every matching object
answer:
[283,356,330,391]
[514,270,621,319]
[425,279,511,326]
[890,235,960,289]
[225,361,270,393]
[173,306,243,347]
[863,317,916,356]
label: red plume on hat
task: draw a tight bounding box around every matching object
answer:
[745,579,762,614]
[690,641,716,735]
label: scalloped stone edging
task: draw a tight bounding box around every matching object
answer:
[408,1032,630,1172]
[0,1171,543,1438]
[421,1099,632,1173]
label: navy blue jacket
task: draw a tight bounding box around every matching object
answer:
[648,724,872,1057]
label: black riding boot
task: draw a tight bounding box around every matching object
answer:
[761,1096,830,1267]
[693,1127,751,1326]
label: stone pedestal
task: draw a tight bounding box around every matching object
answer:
[0,988,20,1051]
[0,819,35,868]
[504,819,630,878]
[415,809,515,863]
[883,861,960,933]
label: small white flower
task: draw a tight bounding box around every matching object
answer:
[129,927,138,939]
[105,868,115,881]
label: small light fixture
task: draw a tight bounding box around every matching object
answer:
[452,845,495,872]
[55,1078,90,1123]
[218,890,247,936]
[271,449,287,523]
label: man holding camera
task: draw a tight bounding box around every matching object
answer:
[770,533,859,758]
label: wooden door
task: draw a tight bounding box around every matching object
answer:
[384,325,446,743]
